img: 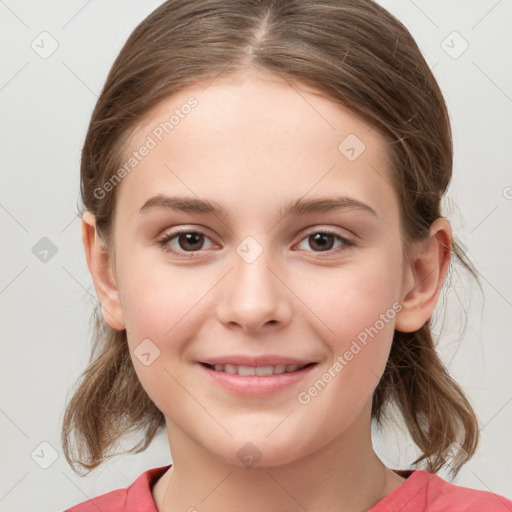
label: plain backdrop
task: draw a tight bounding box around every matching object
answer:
[0,1,511,510]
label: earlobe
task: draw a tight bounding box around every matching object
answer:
[81,211,126,331]
[395,218,452,333]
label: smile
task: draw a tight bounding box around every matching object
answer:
[201,362,315,376]
[197,361,318,396]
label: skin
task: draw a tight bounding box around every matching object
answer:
[82,69,451,512]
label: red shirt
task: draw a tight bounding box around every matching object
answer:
[64,464,512,511]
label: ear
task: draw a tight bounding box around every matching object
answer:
[395,218,452,333]
[82,211,126,331]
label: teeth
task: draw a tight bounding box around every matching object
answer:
[238,365,256,376]
[224,364,238,375]
[207,363,309,375]
[273,364,286,375]
[256,366,274,376]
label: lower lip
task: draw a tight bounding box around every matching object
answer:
[197,363,317,396]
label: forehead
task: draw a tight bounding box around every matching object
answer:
[115,71,398,223]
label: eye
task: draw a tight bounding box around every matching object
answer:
[157,229,215,257]
[295,229,355,253]
[157,227,355,258]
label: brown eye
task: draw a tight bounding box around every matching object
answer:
[296,230,354,254]
[307,233,335,251]
[177,232,205,251]
[158,230,214,257]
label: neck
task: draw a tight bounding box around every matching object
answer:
[153,407,405,512]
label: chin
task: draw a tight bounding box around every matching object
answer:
[205,434,312,470]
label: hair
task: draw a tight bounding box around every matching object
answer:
[62,0,480,476]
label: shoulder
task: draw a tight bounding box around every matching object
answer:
[64,487,127,512]
[372,469,512,512]
[422,471,512,511]
[63,465,171,512]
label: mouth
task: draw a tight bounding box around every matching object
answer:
[199,361,316,376]
[197,360,318,396]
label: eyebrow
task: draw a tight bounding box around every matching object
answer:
[139,194,378,219]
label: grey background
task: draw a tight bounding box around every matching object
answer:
[0,1,511,510]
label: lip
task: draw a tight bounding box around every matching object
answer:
[200,355,316,367]
[196,357,318,396]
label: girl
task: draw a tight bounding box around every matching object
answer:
[62,0,512,510]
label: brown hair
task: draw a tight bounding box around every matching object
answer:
[62,0,479,476]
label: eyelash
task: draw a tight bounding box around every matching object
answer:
[156,228,356,259]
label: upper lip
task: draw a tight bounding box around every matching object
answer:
[199,355,318,367]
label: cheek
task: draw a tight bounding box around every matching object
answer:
[293,269,400,433]
[117,263,218,403]
[117,259,207,341]
[294,252,402,390]
[118,266,205,416]
[300,255,402,340]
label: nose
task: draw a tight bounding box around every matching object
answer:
[215,249,293,333]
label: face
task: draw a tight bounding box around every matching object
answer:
[105,71,411,467]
